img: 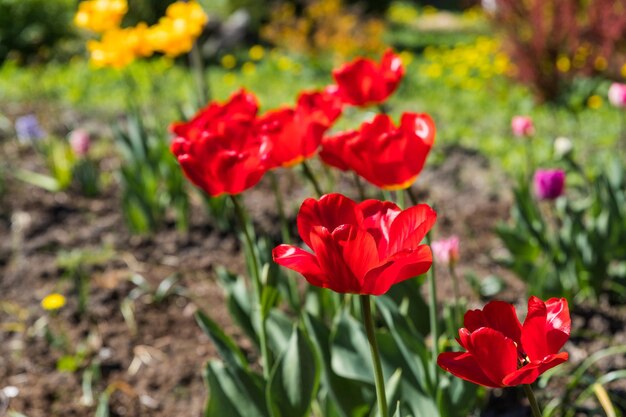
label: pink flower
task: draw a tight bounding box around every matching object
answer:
[608,83,626,108]
[533,169,565,200]
[511,116,534,137]
[431,236,460,266]
[69,129,91,156]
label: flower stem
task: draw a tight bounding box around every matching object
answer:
[449,264,461,326]
[230,194,272,378]
[426,233,439,387]
[301,161,324,198]
[189,42,210,107]
[354,173,367,201]
[523,384,543,417]
[360,295,388,417]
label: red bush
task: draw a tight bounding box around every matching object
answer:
[491,0,626,102]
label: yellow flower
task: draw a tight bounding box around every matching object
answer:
[621,63,626,78]
[594,56,608,71]
[88,24,152,68]
[556,55,570,73]
[249,45,265,61]
[221,54,237,69]
[587,95,602,109]
[74,0,128,33]
[242,62,256,76]
[165,0,208,38]
[146,1,208,57]
[42,293,66,311]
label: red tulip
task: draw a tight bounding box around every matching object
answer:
[320,113,435,190]
[437,296,570,388]
[257,90,342,168]
[170,89,271,196]
[273,193,436,295]
[332,49,404,107]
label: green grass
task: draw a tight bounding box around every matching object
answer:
[0,44,622,176]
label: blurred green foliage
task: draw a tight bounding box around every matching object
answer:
[0,0,76,63]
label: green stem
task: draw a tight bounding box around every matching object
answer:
[269,171,290,244]
[426,233,439,387]
[230,194,272,378]
[354,173,367,201]
[269,171,301,308]
[189,42,210,107]
[523,384,543,417]
[405,186,418,207]
[301,161,324,198]
[360,295,388,417]
[524,139,534,180]
[449,264,461,327]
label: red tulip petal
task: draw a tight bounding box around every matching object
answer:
[521,297,550,361]
[401,113,436,147]
[358,199,401,255]
[522,297,571,361]
[386,204,437,255]
[319,130,358,171]
[545,297,571,353]
[468,301,523,344]
[502,352,569,386]
[272,244,326,288]
[363,245,432,295]
[334,225,381,292]
[466,328,518,387]
[296,194,361,248]
[457,328,472,350]
[437,351,501,388]
[308,227,361,293]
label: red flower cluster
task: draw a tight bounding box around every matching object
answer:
[273,193,436,295]
[331,49,404,107]
[171,89,267,197]
[257,90,342,168]
[170,89,341,196]
[320,113,435,190]
[437,297,570,388]
[171,49,434,197]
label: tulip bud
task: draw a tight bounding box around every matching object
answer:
[533,169,565,200]
[69,129,91,157]
[511,115,534,137]
[553,136,573,158]
[608,82,626,108]
[432,236,460,267]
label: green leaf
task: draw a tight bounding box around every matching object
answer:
[13,168,61,192]
[330,311,374,384]
[304,313,373,417]
[204,360,268,417]
[267,326,320,417]
[195,311,248,371]
[216,267,256,344]
[265,309,294,357]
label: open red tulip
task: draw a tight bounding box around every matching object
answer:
[331,49,404,107]
[273,193,436,295]
[170,89,271,196]
[437,296,570,388]
[257,90,342,168]
[320,112,435,190]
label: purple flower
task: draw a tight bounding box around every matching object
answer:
[15,115,45,143]
[533,169,565,200]
[511,116,534,137]
[432,236,460,267]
